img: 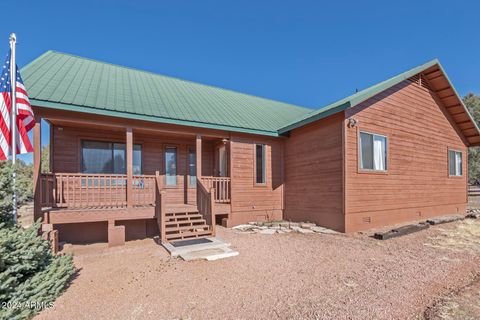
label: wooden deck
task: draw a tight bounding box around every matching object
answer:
[39,171,231,244]
[44,203,201,225]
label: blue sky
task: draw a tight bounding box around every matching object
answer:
[3,0,479,163]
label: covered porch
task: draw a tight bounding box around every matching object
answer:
[33,110,232,245]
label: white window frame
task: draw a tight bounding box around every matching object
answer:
[358,131,388,172]
[448,149,463,177]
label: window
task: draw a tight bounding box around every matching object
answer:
[188,148,196,186]
[218,145,227,177]
[165,147,177,186]
[359,132,387,171]
[255,144,266,184]
[81,141,142,174]
[448,150,463,176]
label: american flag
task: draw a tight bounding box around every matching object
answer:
[0,49,34,160]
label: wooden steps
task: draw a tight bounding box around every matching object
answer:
[165,211,213,241]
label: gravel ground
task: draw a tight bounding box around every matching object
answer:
[35,220,480,320]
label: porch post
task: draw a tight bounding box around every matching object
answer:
[33,116,42,222]
[126,127,133,207]
[196,135,202,179]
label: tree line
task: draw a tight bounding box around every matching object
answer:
[464,93,480,184]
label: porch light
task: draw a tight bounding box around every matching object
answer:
[348,118,357,128]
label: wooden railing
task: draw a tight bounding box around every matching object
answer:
[201,176,231,203]
[197,178,216,236]
[40,173,56,207]
[132,175,156,206]
[155,171,167,243]
[39,173,157,208]
[468,185,480,197]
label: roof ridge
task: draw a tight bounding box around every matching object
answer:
[33,50,313,113]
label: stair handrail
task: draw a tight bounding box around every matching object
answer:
[155,171,167,243]
[197,178,216,236]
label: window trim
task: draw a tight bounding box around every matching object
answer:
[254,143,267,186]
[447,148,463,178]
[164,145,178,187]
[79,138,143,175]
[357,129,389,174]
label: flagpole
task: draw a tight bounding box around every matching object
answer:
[10,33,17,224]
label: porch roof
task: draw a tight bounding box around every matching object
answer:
[21,51,312,137]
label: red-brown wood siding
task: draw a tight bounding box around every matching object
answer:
[228,134,284,225]
[344,79,468,231]
[284,113,345,231]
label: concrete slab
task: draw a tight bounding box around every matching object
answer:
[180,247,239,261]
[163,237,231,257]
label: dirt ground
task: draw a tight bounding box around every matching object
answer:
[33,219,480,320]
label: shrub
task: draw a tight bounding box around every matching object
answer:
[0,159,74,319]
[0,222,75,320]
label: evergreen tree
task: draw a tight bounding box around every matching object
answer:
[41,145,49,174]
[464,93,480,183]
[0,159,74,320]
[0,222,74,320]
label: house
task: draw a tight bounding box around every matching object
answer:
[25,51,480,246]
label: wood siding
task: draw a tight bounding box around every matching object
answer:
[284,113,345,231]
[227,134,285,225]
[344,79,468,231]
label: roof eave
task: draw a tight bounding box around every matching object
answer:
[31,99,281,137]
[433,62,480,146]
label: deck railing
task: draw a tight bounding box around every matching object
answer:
[201,176,231,203]
[155,171,167,243]
[40,173,156,208]
[197,178,216,236]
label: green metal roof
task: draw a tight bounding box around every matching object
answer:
[21,51,312,136]
[22,52,478,140]
[278,59,445,133]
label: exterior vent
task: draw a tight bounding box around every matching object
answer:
[407,74,432,91]
[362,216,371,224]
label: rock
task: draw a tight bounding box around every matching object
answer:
[288,222,299,228]
[467,212,480,219]
[279,222,291,227]
[233,224,255,231]
[293,227,314,234]
[300,222,316,229]
[311,226,338,234]
[299,228,315,234]
[259,229,276,235]
[426,215,464,225]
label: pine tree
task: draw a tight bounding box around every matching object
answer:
[464,93,480,183]
[0,160,74,320]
